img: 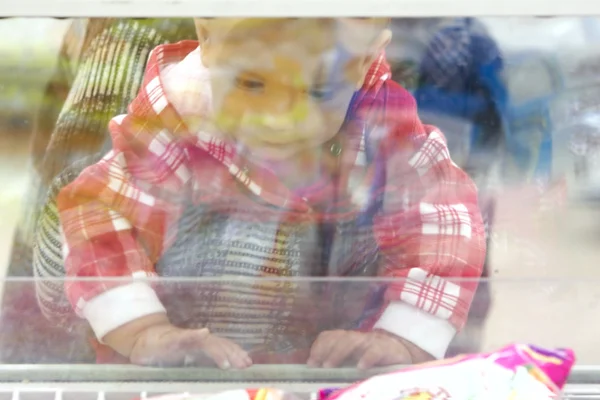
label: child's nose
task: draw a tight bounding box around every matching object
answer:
[254,95,308,131]
[267,85,307,114]
[260,114,296,131]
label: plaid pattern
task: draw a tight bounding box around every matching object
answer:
[58,41,486,336]
[418,18,503,95]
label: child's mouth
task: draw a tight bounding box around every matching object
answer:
[258,139,306,149]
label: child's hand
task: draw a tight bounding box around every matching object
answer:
[130,324,252,369]
[307,329,430,369]
[103,313,252,369]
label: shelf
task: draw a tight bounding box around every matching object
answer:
[0,364,396,383]
[0,364,596,383]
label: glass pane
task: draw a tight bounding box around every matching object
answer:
[0,277,597,370]
[0,17,599,396]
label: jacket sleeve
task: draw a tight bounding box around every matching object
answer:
[57,112,191,341]
[367,86,486,359]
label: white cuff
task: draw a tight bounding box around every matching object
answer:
[373,301,457,359]
[82,282,166,341]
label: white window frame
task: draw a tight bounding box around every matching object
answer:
[2,0,600,17]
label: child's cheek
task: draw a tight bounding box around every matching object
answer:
[208,84,241,133]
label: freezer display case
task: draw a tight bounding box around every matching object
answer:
[1,1,600,399]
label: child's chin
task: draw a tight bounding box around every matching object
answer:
[250,145,302,161]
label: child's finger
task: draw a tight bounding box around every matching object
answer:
[322,332,366,368]
[307,334,331,366]
[222,340,252,369]
[307,330,342,367]
[200,339,233,369]
[167,328,215,366]
[356,345,386,370]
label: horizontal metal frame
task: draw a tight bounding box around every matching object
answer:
[0,364,596,383]
[0,364,394,383]
[2,0,600,17]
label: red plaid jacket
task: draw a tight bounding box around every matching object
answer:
[57,41,486,361]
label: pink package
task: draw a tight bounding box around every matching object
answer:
[322,344,575,400]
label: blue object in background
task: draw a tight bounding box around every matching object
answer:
[408,18,561,184]
[499,51,564,183]
[412,18,507,178]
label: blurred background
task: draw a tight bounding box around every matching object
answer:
[0,18,70,275]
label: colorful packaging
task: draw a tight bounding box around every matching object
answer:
[320,344,575,400]
[141,344,575,400]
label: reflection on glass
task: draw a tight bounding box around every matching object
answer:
[0,17,598,384]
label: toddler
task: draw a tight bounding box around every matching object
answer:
[58,18,486,369]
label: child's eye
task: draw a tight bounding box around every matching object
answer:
[309,86,334,101]
[235,77,265,92]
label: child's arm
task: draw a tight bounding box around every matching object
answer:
[57,108,250,369]
[309,84,486,368]
[362,87,486,359]
[103,312,251,368]
[368,125,485,358]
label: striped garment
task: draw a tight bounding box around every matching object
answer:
[10,19,195,279]
[55,41,486,363]
[11,19,197,279]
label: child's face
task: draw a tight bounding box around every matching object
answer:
[196,18,389,161]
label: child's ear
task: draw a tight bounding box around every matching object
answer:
[355,28,392,88]
[372,28,392,54]
[194,18,218,66]
[194,18,210,44]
